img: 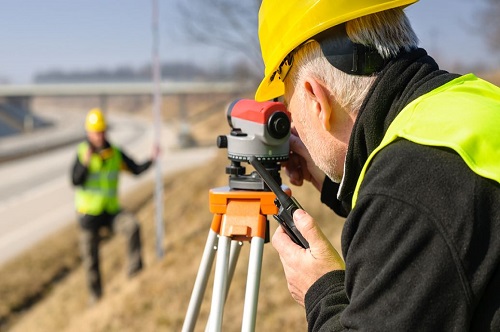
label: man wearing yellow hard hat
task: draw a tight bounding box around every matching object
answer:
[256,0,500,330]
[71,108,158,304]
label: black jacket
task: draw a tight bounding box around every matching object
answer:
[306,49,500,331]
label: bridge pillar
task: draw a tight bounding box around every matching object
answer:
[4,96,35,132]
[177,94,196,148]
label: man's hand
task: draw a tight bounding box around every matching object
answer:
[82,146,94,166]
[151,143,160,162]
[272,209,345,306]
[285,131,326,192]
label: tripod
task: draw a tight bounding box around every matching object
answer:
[182,171,290,332]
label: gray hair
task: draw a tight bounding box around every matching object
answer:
[285,7,419,113]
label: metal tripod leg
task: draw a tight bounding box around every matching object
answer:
[208,235,231,331]
[241,236,265,332]
[182,228,219,332]
[207,236,265,332]
[227,240,243,295]
[182,227,242,332]
[204,239,242,332]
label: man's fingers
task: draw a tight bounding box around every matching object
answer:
[272,223,303,258]
[289,134,309,157]
[285,153,304,185]
[293,209,346,269]
[272,224,291,248]
[292,209,328,248]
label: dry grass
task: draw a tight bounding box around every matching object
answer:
[1,95,345,332]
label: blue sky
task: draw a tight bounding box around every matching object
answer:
[0,0,497,84]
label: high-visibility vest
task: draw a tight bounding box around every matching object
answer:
[353,73,500,207]
[75,142,122,215]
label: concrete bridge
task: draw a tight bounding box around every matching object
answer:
[0,81,253,137]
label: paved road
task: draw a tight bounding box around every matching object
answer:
[0,111,217,266]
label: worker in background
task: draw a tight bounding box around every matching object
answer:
[255,0,500,330]
[71,108,158,304]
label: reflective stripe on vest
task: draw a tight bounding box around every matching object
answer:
[75,142,122,215]
[352,73,500,207]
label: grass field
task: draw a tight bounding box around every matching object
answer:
[0,94,345,332]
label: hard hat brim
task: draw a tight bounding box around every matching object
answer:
[255,73,284,102]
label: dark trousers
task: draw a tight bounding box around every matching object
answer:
[78,211,143,301]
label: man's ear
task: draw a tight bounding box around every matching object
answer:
[302,76,332,131]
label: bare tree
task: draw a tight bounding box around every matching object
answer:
[174,0,263,78]
[480,0,500,52]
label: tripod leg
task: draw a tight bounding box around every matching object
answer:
[241,236,265,332]
[204,240,242,332]
[208,235,232,332]
[182,228,219,332]
[226,240,243,295]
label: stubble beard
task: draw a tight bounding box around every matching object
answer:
[299,118,343,184]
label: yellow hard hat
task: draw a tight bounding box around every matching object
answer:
[255,0,419,101]
[85,108,107,132]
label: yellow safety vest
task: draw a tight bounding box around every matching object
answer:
[353,73,500,207]
[75,142,122,215]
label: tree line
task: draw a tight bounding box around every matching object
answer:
[34,59,258,84]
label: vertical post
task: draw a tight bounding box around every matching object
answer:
[152,0,164,258]
[177,94,196,148]
[99,95,108,115]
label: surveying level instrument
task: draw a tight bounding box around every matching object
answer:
[183,99,303,331]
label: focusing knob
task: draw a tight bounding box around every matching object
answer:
[226,164,246,175]
[268,112,291,139]
[217,135,228,149]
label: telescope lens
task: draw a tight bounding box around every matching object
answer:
[268,112,291,139]
[226,99,241,128]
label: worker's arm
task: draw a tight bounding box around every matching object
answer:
[306,141,474,331]
[71,144,94,185]
[120,149,153,175]
[71,156,88,186]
